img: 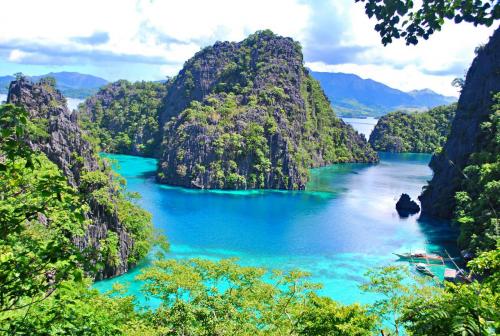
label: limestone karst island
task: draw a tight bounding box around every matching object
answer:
[0,1,498,335]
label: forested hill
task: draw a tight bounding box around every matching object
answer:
[0,72,108,98]
[368,104,456,153]
[79,80,167,157]
[156,30,378,190]
[311,71,457,117]
[420,27,500,254]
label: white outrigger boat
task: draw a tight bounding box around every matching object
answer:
[393,249,445,264]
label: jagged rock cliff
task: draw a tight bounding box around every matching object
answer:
[419,27,500,218]
[157,31,378,190]
[7,78,146,279]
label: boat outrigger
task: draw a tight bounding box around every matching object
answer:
[415,263,435,277]
[394,249,445,264]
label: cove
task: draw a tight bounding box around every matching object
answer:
[94,152,458,307]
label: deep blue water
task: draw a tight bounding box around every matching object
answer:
[94,152,457,306]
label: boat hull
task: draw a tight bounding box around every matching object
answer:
[393,253,444,264]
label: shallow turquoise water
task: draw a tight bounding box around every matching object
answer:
[94,152,458,308]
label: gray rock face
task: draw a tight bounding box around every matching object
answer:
[419,27,500,218]
[7,79,135,279]
[157,31,378,190]
[396,193,420,217]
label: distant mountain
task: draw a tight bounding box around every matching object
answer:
[0,72,108,98]
[0,75,16,94]
[310,71,457,117]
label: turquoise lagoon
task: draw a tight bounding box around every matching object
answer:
[94,152,458,307]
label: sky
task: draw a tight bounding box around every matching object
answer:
[0,0,497,97]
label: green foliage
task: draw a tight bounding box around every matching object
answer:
[454,93,499,253]
[403,280,499,336]
[115,194,153,264]
[77,164,154,265]
[2,280,158,335]
[0,100,155,332]
[80,80,167,156]
[401,249,500,336]
[361,265,439,335]
[38,76,57,88]
[369,104,456,153]
[362,258,500,336]
[295,294,376,336]
[138,258,377,335]
[0,104,87,316]
[356,0,499,45]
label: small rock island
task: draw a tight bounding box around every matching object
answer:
[395,193,421,217]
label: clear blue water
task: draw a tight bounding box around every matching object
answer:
[94,152,458,307]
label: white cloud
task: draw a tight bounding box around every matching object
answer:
[307,0,496,96]
[0,0,310,73]
[8,50,29,62]
[0,0,496,93]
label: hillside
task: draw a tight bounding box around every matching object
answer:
[0,72,108,98]
[157,30,378,190]
[79,80,167,157]
[310,71,456,117]
[420,27,500,253]
[5,77,153,279]
[369,104,456,153]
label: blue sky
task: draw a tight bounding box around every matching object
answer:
[0,0,496,96]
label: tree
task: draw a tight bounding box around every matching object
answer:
[138,258,378,335]
[13,72,24,81]
[401,249,499,335]
[38,76,57,88]
[0,104,87,317]
[360,265,441,336]
[355,0,499,45]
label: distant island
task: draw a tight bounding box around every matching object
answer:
[311,71,457,118]
[369,103,456,153]
[0,71,108,98]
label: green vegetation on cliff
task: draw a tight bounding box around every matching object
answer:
[369,104,456,153]
[6,78,155,278]
[454,93,499,253]
[0,101,154,289]
[159,30,377,190]
[1,84,498,336]
[79,80,167,156]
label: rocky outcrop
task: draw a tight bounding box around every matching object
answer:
[396,193,420,217]
[7,78,137,279]
[157,30,378,190]
[419,27,500,218]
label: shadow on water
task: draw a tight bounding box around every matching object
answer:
[140,170,157,179]
[417,214,461,257]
